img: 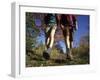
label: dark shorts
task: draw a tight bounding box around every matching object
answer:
[61,19,71,26]
[60,15,71,26]
[60,15,73,27]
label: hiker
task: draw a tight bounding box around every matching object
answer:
[43,13,57,59]
[56,14,78,60]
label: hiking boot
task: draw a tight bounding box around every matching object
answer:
[43,51,50,60]
[43,48,51,60]
[66,51,74,60]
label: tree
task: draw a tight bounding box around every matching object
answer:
[26,12,40,51]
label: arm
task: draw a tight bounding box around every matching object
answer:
[75,21,78,30]
[73,15,78,31]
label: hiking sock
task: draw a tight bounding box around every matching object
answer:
[46,48,52,54]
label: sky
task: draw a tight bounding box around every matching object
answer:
[73,15,89,47]
[30,14,90,53]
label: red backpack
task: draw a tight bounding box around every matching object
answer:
[66,14,76,28]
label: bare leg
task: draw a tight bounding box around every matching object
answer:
[66,37,73,60]
[45,27,51,49]
[45,37,50,49]
[66,29,73,60]
[43,25,57,60]
[47,38,50,46]
[61,25,73,60]
[49,26,57,48]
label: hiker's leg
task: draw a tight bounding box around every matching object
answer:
[43,25,57,60]
[46,37,50,49]
[45,27,51,49]
[60,25,68,53]
[69,29,74,49]
[70,41,73,49]
[49,25,57,48]
[43,26,52,60]
[67,28,74,60]
[63,26,73,60]
[65,26,71,53]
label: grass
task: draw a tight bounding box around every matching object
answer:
[26,45,89,67]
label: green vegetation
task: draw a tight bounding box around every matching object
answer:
[26,12,40,51]
[26,35,89,67]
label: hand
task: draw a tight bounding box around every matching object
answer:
[75,21,78,30]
